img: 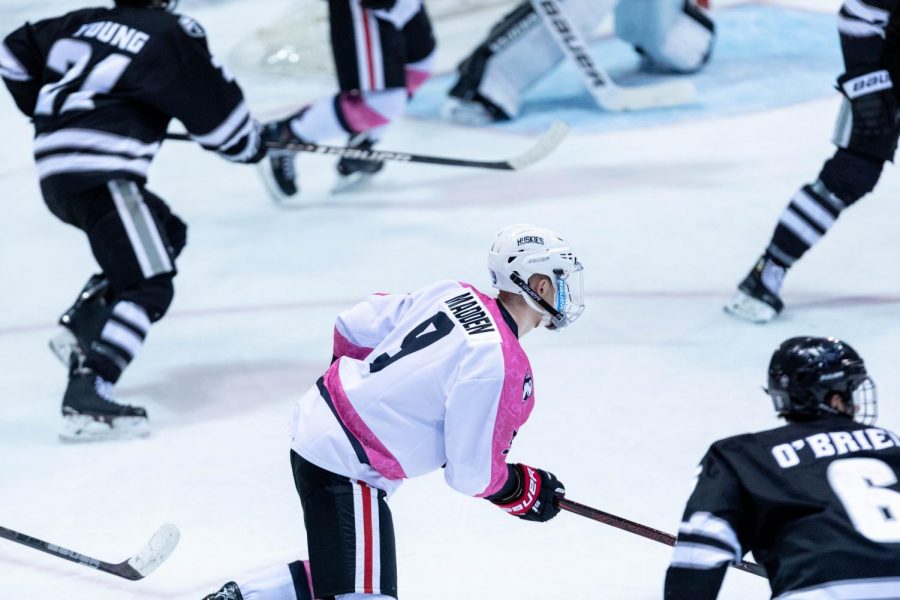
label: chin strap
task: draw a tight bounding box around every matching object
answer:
[509,272,563,324]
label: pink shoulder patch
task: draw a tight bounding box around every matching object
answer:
[462,284,535,498]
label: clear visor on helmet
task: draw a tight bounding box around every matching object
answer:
[547,261,584,330]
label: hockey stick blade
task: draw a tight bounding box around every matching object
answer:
[0,523,180,581]
[166,121,568,171]
[603,80,698,112]
[556,498,766,578]
[531,0,698,112]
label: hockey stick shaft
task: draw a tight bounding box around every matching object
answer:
[165,121,568,171]
[556,498,767,578]
[530,0,696,111]
[0,523,179,581]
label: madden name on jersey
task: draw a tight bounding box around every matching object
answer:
[444,292,497,336]
[771,427,900,469]
[73,21,151,55]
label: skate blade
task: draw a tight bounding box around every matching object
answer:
[723,290,778,324]
[48,328,81,368]
[256,158,300,205]
[331,171,379,194]
[59,414,150,442]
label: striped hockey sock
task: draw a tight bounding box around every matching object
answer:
[84,301,150,383]
[765,180,846,268]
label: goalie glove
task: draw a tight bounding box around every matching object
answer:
[489,463,565,523]
[837,68,900,159]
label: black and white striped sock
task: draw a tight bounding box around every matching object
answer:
[84,301,150,383]
[765,180,846,268]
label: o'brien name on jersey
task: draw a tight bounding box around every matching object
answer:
[73,21,150,55]
[772,428,900,469]
[444,292,497,336]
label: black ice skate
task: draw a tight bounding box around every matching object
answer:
[333,134,385,193]
[61,368,149,442]
[724,256,786,324]
[49,274,111,369]
[257,119,304,202]
[203,581,243,600]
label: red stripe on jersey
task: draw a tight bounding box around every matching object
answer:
[361,10,377,91]
[361,483,374,593]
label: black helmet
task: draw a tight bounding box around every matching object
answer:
[766,336,877,425]
[115,0,178,11]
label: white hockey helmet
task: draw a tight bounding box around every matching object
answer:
[488,225,584,330]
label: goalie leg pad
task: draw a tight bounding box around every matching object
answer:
[447,0,612,121]
[615,0,715,73]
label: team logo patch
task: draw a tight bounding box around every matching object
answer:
[522,371,533,402]
[178,16,206,38]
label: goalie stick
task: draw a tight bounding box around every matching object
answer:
[0,523,180,581]
[530,0,697,111]
[166,120,568,171]
[556,497,767,578]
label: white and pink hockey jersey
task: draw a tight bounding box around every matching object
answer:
[290,280,535,497]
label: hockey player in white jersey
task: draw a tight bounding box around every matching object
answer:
[445,0,715,123]
[203,225,584,600]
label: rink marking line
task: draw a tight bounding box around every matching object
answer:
[3,292,900,338]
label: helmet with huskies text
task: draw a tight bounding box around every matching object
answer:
[488,224,584,330]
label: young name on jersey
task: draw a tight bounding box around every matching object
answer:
[443,291,498,338]
[73,21,151,55]
[771,427,900,469]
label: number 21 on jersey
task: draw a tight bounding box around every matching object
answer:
[35,39,132,116]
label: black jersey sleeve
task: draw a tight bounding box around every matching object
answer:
[143,16,261,163]
[1,22,46,117]
[838,0,900,70]
[663,442,752,600]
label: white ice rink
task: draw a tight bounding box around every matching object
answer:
[1,0,899,598]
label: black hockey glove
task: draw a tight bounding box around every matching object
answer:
[837,67,900,160]
[489,463,565,523]
[360,0,397,9]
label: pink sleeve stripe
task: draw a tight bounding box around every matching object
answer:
[333,326,374,361]
[323,362,408,481]
[464,285,535,498]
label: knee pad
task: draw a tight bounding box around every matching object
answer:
[338,88,408,134]
[119,274,175,323]
[818,148,885,206]
[615,0,715,73]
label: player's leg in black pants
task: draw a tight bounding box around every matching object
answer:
[43,179,187,438]
[725,95,899,323]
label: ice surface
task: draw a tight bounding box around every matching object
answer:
[1,0,897,598]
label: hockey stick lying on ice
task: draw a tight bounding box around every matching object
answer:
[0,523,180,581]
[166,120,568,171]
[556,498,766,578]
[530,0,697,111]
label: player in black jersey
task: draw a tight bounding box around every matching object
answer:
[726,0,900,323]
[0,0,266,441]
[257,0,437,201]
[665,336,900,600]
